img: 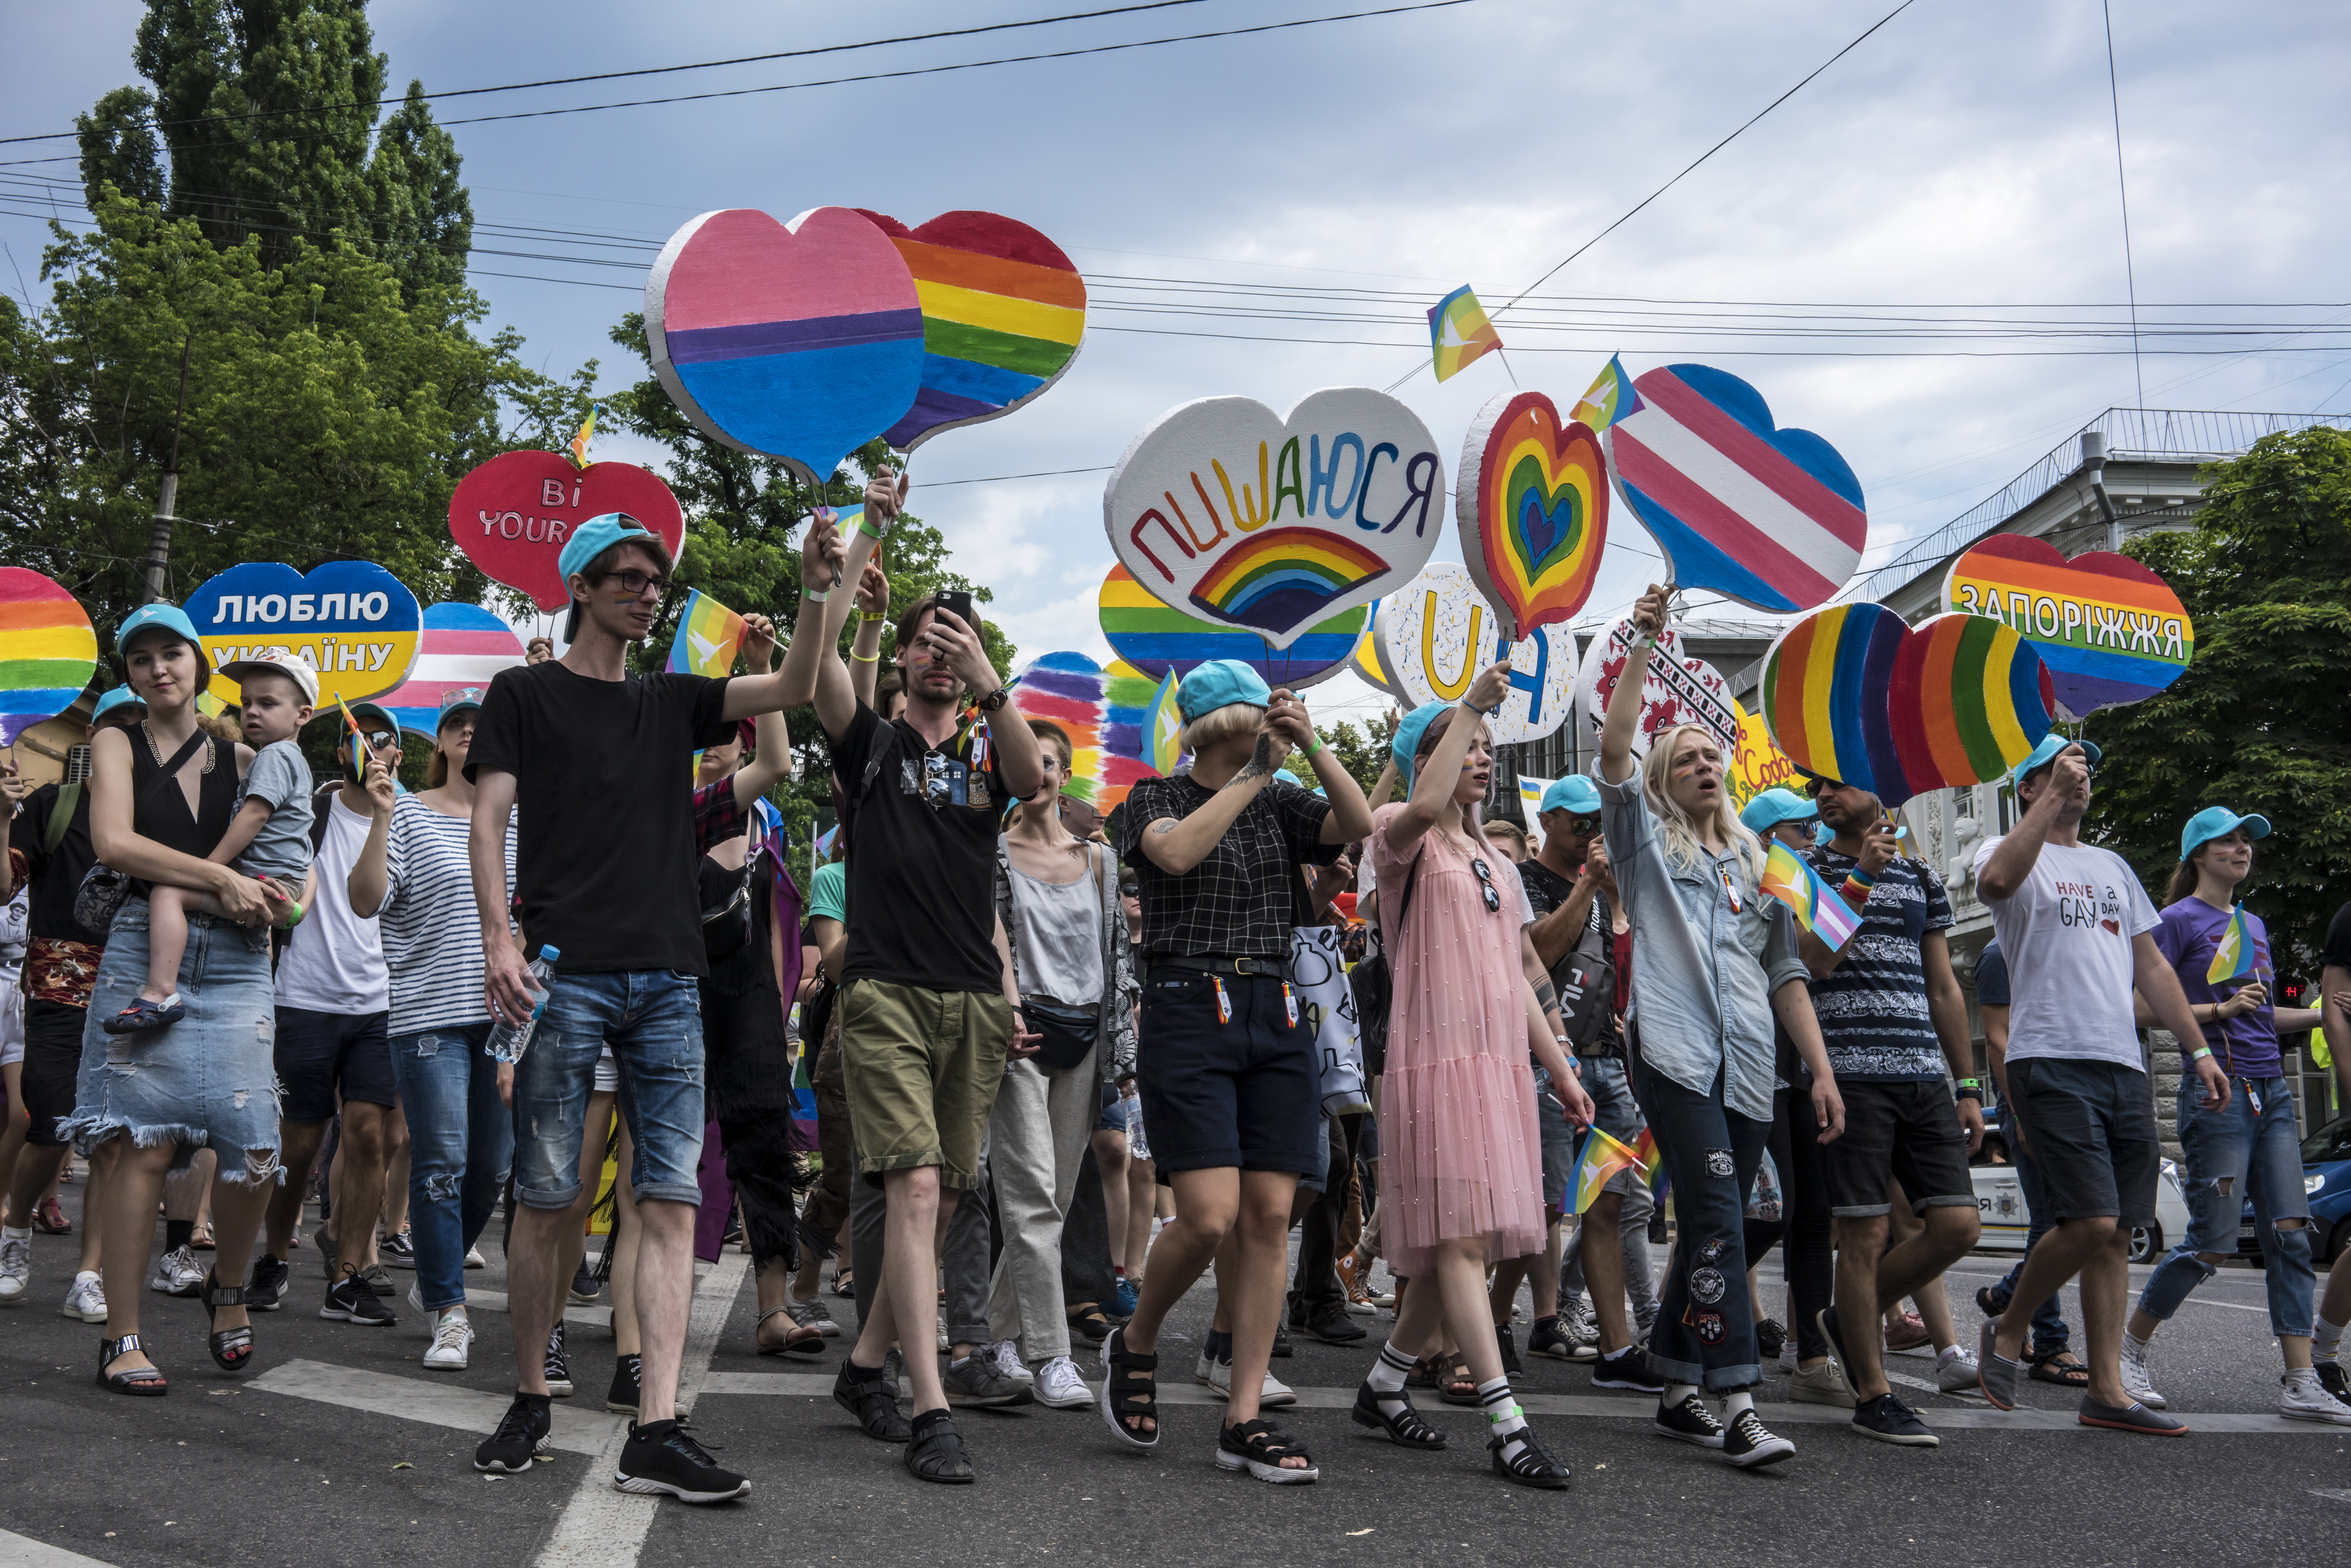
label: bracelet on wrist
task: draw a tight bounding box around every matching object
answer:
[1304,733,1324,758]
[859,611,886,624]
[2190,1045,2214,1061]
[850,651,880,663]
[858,517,888,540]
[804,585,830,604]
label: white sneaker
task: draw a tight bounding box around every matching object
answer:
[1194,1349,1227,1391]
[2281,1369,2351,1425]
[1033,1355,1091,1408]
[148,1243,205,1296]
[0,1232,29,1304]
[463,1245,486,1269]
[1258,1366,1297,1408]
[1193,1352,1295,1407]
[61,1272,107,1323]
[983,1339,1034,1385]
[423,1308,474,1371]
[1936,1348,1984,1393]
[2120,1335,2167,1410]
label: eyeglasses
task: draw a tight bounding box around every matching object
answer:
[599,568,669,597]
[1468,857,1502,914]
[1789,819,1820,839]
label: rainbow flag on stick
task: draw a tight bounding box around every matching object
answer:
[667,589,746,679]
[1760,841,1863,950]
[564,403,600,470]
[1568,1125,1660,1214]
[1570,353,1645,433]
[2207,902,2256,984]
[332,695,370,785]
[1428,286,1504,382]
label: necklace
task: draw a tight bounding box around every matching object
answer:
[140,719,215,776]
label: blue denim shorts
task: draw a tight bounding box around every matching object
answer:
[64,899,284,1178]
[1580,1055,1648,1201]
[512,968,705,1209]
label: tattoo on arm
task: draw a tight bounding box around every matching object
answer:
[1232,732,1278,785]
[1535,980,1558,1010]
[1149,819,1176,836]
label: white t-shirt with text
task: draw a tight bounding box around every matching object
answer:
[1971,834,2157,1071]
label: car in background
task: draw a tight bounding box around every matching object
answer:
[2296,1113,2351,1263]
[1972,1155,2192,1264]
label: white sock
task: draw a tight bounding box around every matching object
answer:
[2124,1328,2151,1353]
[1368,1340,1415,1399]
[1938,1343,1965,1365]
[1,1225,29,1242]
[1663,1381,1700,1406]
[2315,1315,2346,1363]
[1723,1389,1755,1418]
[1479,1376,1529,1450]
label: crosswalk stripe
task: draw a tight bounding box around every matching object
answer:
[0,1526,118,1567]
[249,1358,626,1455]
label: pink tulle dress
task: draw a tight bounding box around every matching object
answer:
[1369,803,1548,1278]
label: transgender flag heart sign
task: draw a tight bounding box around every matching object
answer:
[1605,364,1867,614]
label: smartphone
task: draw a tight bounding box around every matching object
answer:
[933,589,976,637]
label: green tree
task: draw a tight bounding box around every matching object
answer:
[2085,424,2351,976]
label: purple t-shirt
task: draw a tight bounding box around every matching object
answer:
[2154,897,2277,1078]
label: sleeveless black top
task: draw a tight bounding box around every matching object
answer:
[129,727,240,858]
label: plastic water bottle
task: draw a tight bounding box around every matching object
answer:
[1123,1090,1151,1162]
[484,945,560,1064]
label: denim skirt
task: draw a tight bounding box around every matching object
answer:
[62,898,284,1177]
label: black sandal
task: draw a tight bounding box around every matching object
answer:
[832,1359,912,1443]
[1351,1380,1447,1449]
[2030,1351,2092,1388]
[1404,1355,1441,1391]
[1097,1324,1159,1450]
[96,1333,169,1396]
[904,1408,975,1485]
[755,1306,826,1358]
[1068,1301,1111,1345]
[1216,1418,1318,1485]
[202,1271,254,1372]
[1489,1424,1572,1490]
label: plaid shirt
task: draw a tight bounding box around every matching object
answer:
[1118,772,1336,961]
[690,777,749,857]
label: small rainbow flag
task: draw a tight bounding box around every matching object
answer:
[667,589,746,679]
[565,403,600,470]
[1144,669,1183,776]
[1760,840,1862,950]
[1569,353,1645,432]
[1569,1125,1659,1214]
[333,695,370,784]
[1428,286,1504,383]
[2207,902,2257,984]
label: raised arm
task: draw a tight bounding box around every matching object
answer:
[1529,840,1603,969]
[1137,741,1287,876]
[347,753,400,918]
[1976,749,2086,902]
[848,558,889,709]
[728,614,795,810]
[1599,584,1670,786]
[1384,662,1509,855]
[1265,688,1372,845]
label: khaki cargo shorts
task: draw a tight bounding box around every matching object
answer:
[839,979,1012,1190]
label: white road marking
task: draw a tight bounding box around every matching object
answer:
[0,1526,117,1567]
[454,1286,613,1331]
[250,1359,625,1455]
[2310,1489,2351,1503]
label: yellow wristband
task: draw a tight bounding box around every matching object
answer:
[849,651,880,664]
[859,611,886,624]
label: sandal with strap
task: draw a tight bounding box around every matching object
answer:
[1216,1418,1318,1485]
[1489,1423,1572,1490]
[1067,1301,1111,1345]
[1404,1355,1442,1391]
[1440,1360,1483,1407]
[1351,1379,1447,1449]
[755,1306,826,1358]
[903,1408,976,1484]
[96,1333,169,1396]
[832,1359,912,1443]
[2031,1351,2092,1388]
[1097,1324,1160,1450]
[202,1272,254,1372]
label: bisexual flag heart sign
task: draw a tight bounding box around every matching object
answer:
[1604,364,1867,614]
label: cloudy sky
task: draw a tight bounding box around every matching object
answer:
[6,0,2346,728]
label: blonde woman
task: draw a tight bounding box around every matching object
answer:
[1598,583,1843,1469]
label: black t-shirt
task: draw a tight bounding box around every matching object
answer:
[2325,904,2351,973]
[1521,858,1618,1052]
[8,783,103,945]
[466,661,734,976]
[831,701,1011,994]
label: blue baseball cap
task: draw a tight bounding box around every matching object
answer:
[1176,659,1271,725]
[1538,776,1602,817]
[2009,734,2101,790]
[437,686,487,727]
[2180,806,2270,862]
[113,602,212,688]
[1739,786,1819,836]
[557,512,671,639]
[1391,701,1449,792]
[91,685,145,723]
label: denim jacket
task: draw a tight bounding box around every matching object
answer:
[1598,772,1805,1123]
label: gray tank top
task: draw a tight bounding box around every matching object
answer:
[1007,846,1107,1008]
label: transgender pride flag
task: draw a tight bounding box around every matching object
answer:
[381,602,528,738]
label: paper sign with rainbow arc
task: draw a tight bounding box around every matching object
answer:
[0,568,98,747]
[1097,567,1364,690]
[1186,527,1389,638]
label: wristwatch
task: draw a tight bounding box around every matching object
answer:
[979,685,1011,713]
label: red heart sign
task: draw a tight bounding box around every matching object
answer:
[447,452,687,611]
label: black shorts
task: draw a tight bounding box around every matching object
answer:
[2008,1057,2160,1224]
[274,1006,394,1123]
[1134,969,1320,1178]
[1818,1078,1977,1219]
[21,1000,87,1147]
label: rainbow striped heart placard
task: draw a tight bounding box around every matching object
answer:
[0,568,97,746]
[1097,565,1362,689]
[1940,534,2192,718]
[1457,391,1610,644]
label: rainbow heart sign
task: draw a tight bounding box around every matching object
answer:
[645,207,924,483]
[1605,364,1867,614]
[1379,562,1576,745]
[0,568,98,747]
[1097,565,1361,689]
[1008,651,1158,810]
[1456,391,1610,643]
[448,451,687,612]
[1939,535,2192,718]
[1104,387,1444,649]
[184,560,422,709]
[854,209,1086,453]
[1757,603,2057,808]
[1571,615,1741,761]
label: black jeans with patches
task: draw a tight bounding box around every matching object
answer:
[1630,1047,1771,1391]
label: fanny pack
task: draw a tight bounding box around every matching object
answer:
[1022,998,1099,1074]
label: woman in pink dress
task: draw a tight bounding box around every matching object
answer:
[1354,665,1594,1490]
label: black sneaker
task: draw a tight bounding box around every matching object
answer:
[247,1253,289,1313]
[1653,1391,1726,1449]
[1495,1323,1523,1376]
[2317,1362,2351,1409]
[321,1265,395,1325]
[833,1358,912,1443]
[1526,1315,1572,1361]
[544,1322,573,1398]
[381,1231,416,1269]
[1754,1316,1786,1359]
[608,1353,642,1415]
[474,1392,552,1473]
[614,1418,749,1503]
[1852,1391,1938,1446]
[1304,1303,1367,1345]
[1722,1408,1795,1469]
[1270,1322,1294,1359]
[1591,1346,1664,1394]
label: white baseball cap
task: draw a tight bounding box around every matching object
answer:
[219,649,319,705]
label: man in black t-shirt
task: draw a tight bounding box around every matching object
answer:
[773,479,1046,1485]
[466,512,802,1502]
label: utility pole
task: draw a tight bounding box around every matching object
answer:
[142,333,193,604]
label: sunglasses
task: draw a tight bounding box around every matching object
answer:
[1564,814,1600,835]
[363,730,398,751]
[599,568,669,597]
[1469,857,1502,914]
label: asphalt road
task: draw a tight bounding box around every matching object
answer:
[2,1177,2342,1568]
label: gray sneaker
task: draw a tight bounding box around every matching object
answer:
[788,1296,841,1337]
[943,1351,1034,1408]
[148,1244,205,1296]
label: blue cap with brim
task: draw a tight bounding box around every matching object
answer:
[437,686,487,726]
[2181,806,2271,862]
[557,512,668,640]
[91,685,145,722]
[1391,701,1456,793]
[113,602,212,690]
[2008,734,2102,790]
[1176,659,1271,726]
[1538,775,1602,817]
[1739,786,1820,836]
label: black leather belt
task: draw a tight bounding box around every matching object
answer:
[1150,954,1292,981]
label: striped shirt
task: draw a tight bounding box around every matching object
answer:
[374,796,518,1038]
[1802,845,1954,1080]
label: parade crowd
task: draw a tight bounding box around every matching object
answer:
[5,471,2350,1502]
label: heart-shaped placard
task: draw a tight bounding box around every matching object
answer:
[1571,615,1741,760]
[853,209,1086,453]
[1757,602,2057,808]
[1007,651,1158,811]
[1457,391,1609,643]
[0,567,98,747]
[1104,388,1444,649]
[183,560,423,708]
[1605,364,1867,614]
[645,207,923,483]
[448,451,688,612]
[1379,562,1576,745]
[380,603,528,738]
[1097,565,1361,688]
[1939,534,2192,718]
